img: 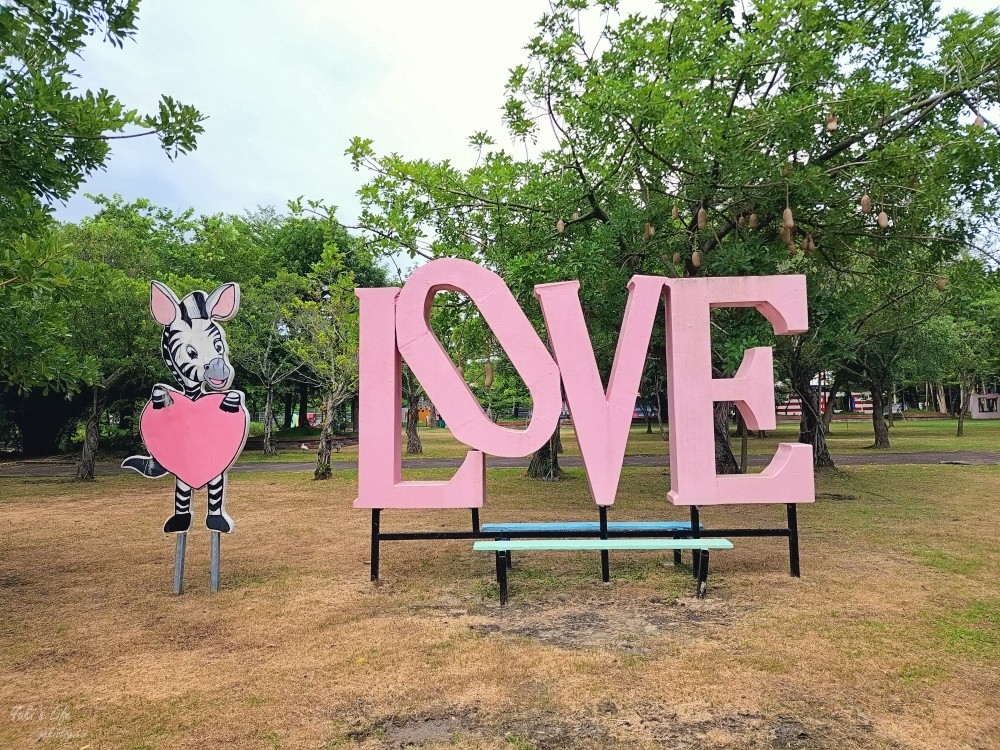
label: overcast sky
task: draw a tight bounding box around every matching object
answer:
[58,0,996,226]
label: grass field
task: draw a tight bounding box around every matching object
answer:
[1,464,998,748]
[237,418,1000,464]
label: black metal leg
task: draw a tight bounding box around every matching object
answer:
[696,550,710,598]
[599,506,610,583]
[497,551,509,605]
[471,507,480,533]
[690,506,701,578]
[501,534,512,569]
[370,509,381,582]
[673,549,682,566]
[787,503,801,577]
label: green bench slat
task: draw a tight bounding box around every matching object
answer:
[473,538,732,552]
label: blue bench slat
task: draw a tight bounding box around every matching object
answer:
[480,521,700,533]
[474,538,732,552]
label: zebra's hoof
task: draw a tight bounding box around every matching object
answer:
[163,513,192,534]
[206,515,233,533]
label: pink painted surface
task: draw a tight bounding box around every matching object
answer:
[395,258,561,457]
[150,281,179,325]
[662,276,814,505]
[139,388,249,489]
[354,287,485,509]
[536,276,664,506]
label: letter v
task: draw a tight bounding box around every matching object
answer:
[535,275,665,506]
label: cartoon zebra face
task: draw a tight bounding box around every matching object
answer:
[150,281,241,394]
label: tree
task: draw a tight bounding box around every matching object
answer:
[351,0,1000,474]
[402,365,424,454]
[228,272,307,456]
[0,231,96,394]
[0,1,202,408]
[0,0,203,234]
[67,267,153,479]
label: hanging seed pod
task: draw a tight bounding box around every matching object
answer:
[571,210,580,221]
[909,175,919,189]
[783,207,794,229]
[788,242,798,256]
[456,364,464,377]
[826,113,839,132]
[697,206,708,229]
[644,222,655,240]
[804,234,816,253]
[975,115,986,127]
[782,163,793,178]
[691,250,702,268]
[484,361,494,388]
[877,210,889,228]
[748,213,759,229]
[936,277,948,292]
[672,251,682,265]
[737,215,746,229]
[779,225,790,243]
[556,218,565,234]
[671,205,680,220]
[860,194,873,214]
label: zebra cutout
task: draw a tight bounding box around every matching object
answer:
[123,281,249,538]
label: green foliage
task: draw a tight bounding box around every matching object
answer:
[349,0,1000,457]
[0,231,96,393]
[0,1,204,232]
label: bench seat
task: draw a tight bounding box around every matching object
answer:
[473,537,733,604]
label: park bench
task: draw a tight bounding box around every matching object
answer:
[473,537,734,605]
[481,520,701,570]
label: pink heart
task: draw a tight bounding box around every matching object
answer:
[140,390,249,489]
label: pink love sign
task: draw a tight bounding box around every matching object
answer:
[140,389,249,490]
[355,259,815,511]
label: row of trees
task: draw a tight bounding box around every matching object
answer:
[344,0,1000,473]
[4,0,1000,483]
[2,195,386,479]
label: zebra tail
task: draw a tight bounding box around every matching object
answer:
[121,455,170,479]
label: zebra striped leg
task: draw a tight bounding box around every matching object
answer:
[163,479,193,533]
[205,473,235,533]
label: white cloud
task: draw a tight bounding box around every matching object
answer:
[59,0,547,223]
[57,0,998,224]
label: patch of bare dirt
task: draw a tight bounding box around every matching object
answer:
[465,594,747,652]
[616,705,894,750]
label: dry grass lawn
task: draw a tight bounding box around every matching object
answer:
[1,464,998,749]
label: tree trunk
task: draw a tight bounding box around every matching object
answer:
[263,386,278,457]
[283,392,293,429]
[351,394,359,433]
[935,382,948,414]
[870,384,890,449]
[794,372,835,469]
[956,376,970,437]
[298,384,309,428]
[314,393,338,480]
[527,425,562,480]
[76,387,102,481]
[406,394,422,454]
[822,372,843,433]
[714,401,740,474]
[644,397,653,434]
